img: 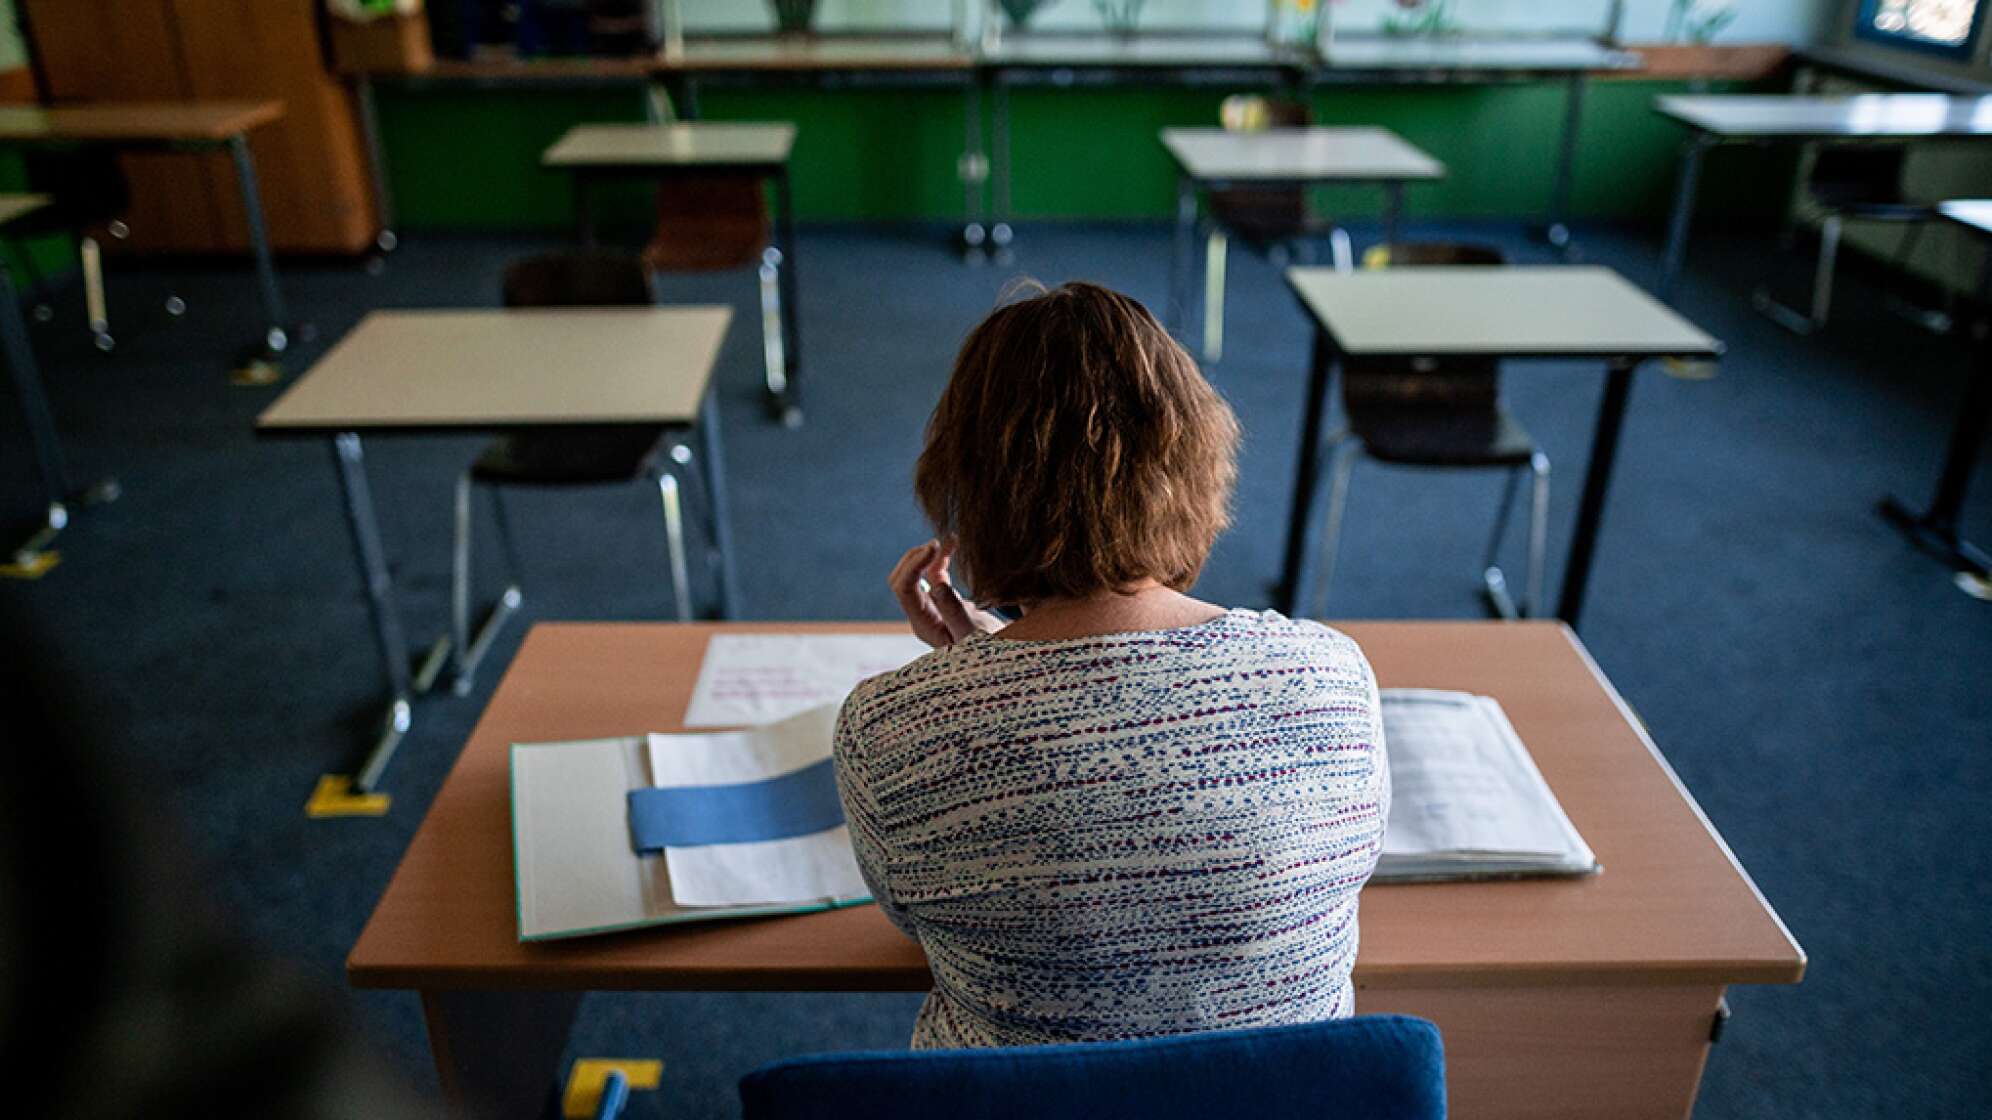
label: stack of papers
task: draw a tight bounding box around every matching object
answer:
[1377,689,1599,882]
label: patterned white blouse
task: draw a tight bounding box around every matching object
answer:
[833,608,1389,1050]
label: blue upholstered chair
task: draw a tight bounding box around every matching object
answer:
[736,1015,1446,1120]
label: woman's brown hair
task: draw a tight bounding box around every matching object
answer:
[915,281,1240,607]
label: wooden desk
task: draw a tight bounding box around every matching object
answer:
[0,101,292,363]
[1875,199,1992,593]
[542,122,804,426]
[348,620,1802,1120]
[1653,94,1992,300]
[1161,126,1445,360]
[1279,266,1723,628]
[659,35,973,74]
[256,309,736,792]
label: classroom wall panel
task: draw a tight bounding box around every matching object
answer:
[375,76,1793,229]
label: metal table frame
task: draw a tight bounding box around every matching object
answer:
[1276,273,1724,630]
[0,199,119,569]
[0,131,293,362]
[1877,205,1992,592]
[1168,164,1425,347]
[560,154,804,426]
[1655,98,1992,304]
[305,386,738,793]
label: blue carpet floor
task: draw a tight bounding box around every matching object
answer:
[1,220,1987,1119]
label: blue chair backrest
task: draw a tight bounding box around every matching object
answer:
[739,1014,1445,1120]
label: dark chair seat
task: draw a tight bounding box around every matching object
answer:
[1353,405,1538,467]
[645,172,770,273]
[470,426,665,486]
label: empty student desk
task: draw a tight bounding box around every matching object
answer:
[256,307,736,792]
[1279,266,1723,627]
[0,101,291,364]
[1654,94,1992,300]
[1161,126,1445,347]
[1877,199,1992,594]
[1317,37,1640,253]
[543,123,802,423]
[345,620,1803,1120]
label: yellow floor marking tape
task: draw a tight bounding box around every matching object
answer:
[304,775,390,819]
[563,1059,663,1119]
[0,551,60,579]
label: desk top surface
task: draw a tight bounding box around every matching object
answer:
[1163,126,1445,182]
[1287,266,1723,360]
[661,35,972,72]
[1321,36,1638,73]
[0,193,49,228]
[1939,199,1992,236]
[1656,93,1992,137]
[0,101,285,143]
[257,308,733,433]
[347,620,1803,993]
[543,123,797,168]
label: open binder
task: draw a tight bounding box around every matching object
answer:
[511,704,870,942]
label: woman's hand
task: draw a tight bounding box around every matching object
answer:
[889,540,1006,649]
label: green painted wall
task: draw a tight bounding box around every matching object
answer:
[374,75,1794,232]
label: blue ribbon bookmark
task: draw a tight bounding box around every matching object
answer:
[627,758,846,851]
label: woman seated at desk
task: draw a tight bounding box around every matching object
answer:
[834,281,1390,1049]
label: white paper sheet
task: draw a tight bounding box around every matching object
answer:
[682,634,932,728]
[1379,689,1593,873]
[645,703,869,907]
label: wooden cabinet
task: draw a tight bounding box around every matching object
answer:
[21,0,380,255]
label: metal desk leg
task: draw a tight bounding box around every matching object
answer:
[1877,304,1992,587]
[960,74,987,252]
[1659,136,1710,304]
[991,75,1013,250]
[771,167,803,427]
[1,263,105,567]
[331,433,416,792]
[1277,329,1338,616]
[1382,182,1406,250]
[355,73,399,254]
[698,387,740,619]
[1542,73,1587,256]
[1556,359,1637,629]
[1170,174,1197,333]
[421,990,582,1120]
[227,134,291,359]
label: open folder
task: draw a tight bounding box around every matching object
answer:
[511,704,870,942]
[1374,688,1599,882]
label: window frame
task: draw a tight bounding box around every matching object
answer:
[1851,0,1988,60]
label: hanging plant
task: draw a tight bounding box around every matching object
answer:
[1000,0,1058,29]
[1092,0,1147,37]
[770,0,817,35]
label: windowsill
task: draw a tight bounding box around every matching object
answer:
[1798,41,1992,94]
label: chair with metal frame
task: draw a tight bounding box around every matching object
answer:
[1754,145,1947,335]
[643,171,793,417]
[2,148,172,353]
[448,250,717,694]
[1312,242,1552,620]
[1200,94,1355,363]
